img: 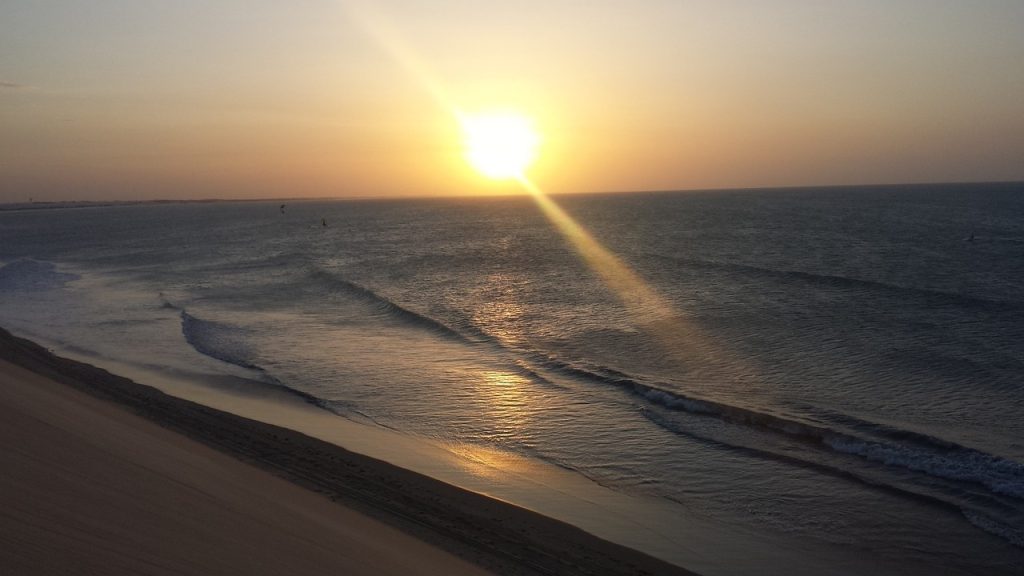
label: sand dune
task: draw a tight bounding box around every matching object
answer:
[0,328,694,576]
[0,357,495,576]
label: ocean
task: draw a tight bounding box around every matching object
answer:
[1,182,1023,575]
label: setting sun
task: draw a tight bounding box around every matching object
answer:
[459,112,541,179]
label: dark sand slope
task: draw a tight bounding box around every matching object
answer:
[0,328,696,576]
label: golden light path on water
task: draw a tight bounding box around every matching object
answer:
[344,0,749,394]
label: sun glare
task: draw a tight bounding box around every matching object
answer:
[459,112,541,179]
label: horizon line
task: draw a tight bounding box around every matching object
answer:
[2,179,1021,209]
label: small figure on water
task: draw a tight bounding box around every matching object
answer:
[322,218,327,227]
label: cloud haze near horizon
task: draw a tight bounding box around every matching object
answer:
[1,0,1022,202]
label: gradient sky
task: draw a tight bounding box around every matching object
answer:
[2,1,1023,201]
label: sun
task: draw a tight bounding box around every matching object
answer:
[459,112,541,179]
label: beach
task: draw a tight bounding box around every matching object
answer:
[0,326,694,575]
[1,189,1022,575]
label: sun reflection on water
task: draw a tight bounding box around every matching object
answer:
[347,1,757,394]
[435,369,542,481]
[470,274,528,346]
[445,440,542,483]
[476,370,531,440]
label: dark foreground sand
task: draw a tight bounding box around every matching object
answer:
[0,328,695,576]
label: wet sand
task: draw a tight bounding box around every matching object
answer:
[0,327,695,576]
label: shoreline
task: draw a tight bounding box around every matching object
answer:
[0,326,695,575]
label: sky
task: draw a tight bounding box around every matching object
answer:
[2,0,1023,201]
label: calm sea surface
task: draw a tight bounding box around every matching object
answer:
[2,183,1023,574]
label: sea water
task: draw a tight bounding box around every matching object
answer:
[1,183,1022,575]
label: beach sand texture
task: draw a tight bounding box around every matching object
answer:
[0,328,694,576]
